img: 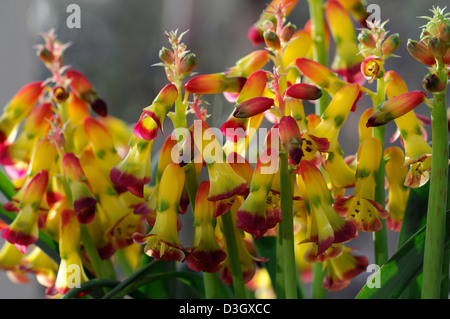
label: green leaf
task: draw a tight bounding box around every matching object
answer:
[0,169,17,200]
[356,211,450,299]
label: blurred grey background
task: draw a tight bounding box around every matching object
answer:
[0,0,448,299]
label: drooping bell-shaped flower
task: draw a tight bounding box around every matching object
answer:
[0,241,29,284]
[326,0,365,84]
[324,143,356,190]
[61,152,97,224]
[186,181,226,273]
[302,84,361,157]
[133,83,178,141]
[2,170,49,253]
[20,246,58,289]
[322,245,369,291]
[383,70,432,188]
[279,115,304,165]
[384,147,410,231]
[236,148,278,237]
[0,81,44,144]
[334,137,388,231]
[52,209,89,296]
[296,160,357,256]
[132,163,185,262]
[110,134,153,198]
[194,120,248,201]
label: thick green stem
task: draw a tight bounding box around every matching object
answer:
[308,0,329,115]
[372,78,389,266]
[312,262,326,299]
[221,210,247,299]
[203,272,221,299]
[80,225,116,281]
[275,224,286,299]
[422,84,448,299]
[279,151,298,299]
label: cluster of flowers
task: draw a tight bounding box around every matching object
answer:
[0,0,448,298]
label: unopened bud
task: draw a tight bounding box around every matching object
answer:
[428,36,445,59]
[422,73,446,93]
[179,53,198,75]
[90,98,108,117]
[407,40,436,66]
[280,23,297,42]
[37,47,54,64]
[439,25,450,44]
[159,47,174,64]
[52,86,68,103]
[382,33,401,57]
[263,30,281,50]
[358,30,377,49]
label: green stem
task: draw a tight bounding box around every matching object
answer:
[101,260,162,299]
[372,78,389,266]
[202,272,221,299]
[307,0,329,115]
[80,225,116,281]
[275,224,286,299]
[279,151,298,299]
[422,80,448,299]
[221,210,247,299]
[312,262,326,299]
[0,169,16,200]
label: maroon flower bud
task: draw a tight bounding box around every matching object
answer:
[422,73,446,93]
[427,36,445,59]
[90,98,108,117]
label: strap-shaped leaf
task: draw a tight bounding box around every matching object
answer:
[356,211,450,299]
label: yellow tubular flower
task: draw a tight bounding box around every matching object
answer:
[20,246,58,289]
[132,163,186,262]
[194,120,247,201]
[303,83,361,157]
[384,147,410,232]
[186,181,226,273]
[324,143,356,190]
[0,241,30,284]
[296,160,356,256]
[326,0,364,84]
[133,84,178,141]
[52,209,89,296]
[2,170,49,253]
[0,81,44,144]
[334,137,388,232]
[384,70,432,188]
[322,245,369,291]
[236,148,278,238]
[226,50,271,78]
[110,134,153,198]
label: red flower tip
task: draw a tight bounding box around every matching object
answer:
[233,97,274,118]
[285,83,323,100]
